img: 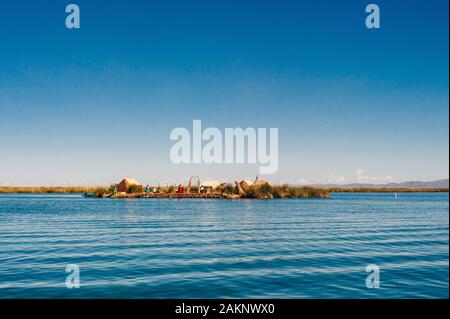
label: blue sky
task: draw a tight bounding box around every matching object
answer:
[0,0,448,186]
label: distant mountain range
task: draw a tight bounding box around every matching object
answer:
[312,179,449,189]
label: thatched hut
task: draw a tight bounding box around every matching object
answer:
[116,178,142,193]
[201,180,221,189]
[239,179,254,191]
[201,180,221,192]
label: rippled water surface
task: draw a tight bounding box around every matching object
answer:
[0,193,448,298]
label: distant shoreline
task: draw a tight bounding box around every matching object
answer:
[0,186,448,194]
[323,187,449,193]
[0,187,104,194]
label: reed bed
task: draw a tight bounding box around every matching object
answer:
[0,186,108,194]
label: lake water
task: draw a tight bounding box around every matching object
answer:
[0,192,448,298]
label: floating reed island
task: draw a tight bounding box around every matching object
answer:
[95,178,331,199]
[1,178,446,198]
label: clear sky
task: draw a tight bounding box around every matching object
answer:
[0,0,448,186]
